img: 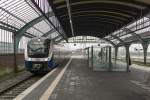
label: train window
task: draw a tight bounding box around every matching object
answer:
[27,41,49,58]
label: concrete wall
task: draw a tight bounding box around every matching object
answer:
[0,54,24,68]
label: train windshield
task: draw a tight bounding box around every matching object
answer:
[27,41,50,58]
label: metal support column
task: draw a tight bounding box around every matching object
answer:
[142,42,149,64]
[106,47,108,61]
[101,48,103,61]
[91,46,94,71]
[13,34,18,73]
[108,47,112,72]
[87,47,90,67]
[125,44,131,72]
[114,46,118,64]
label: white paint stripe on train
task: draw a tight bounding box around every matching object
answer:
[39,58,72,100]
[13,68,57,100]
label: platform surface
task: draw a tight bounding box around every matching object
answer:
[17,58,150,100]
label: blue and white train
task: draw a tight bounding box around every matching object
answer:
[24,37,68,73]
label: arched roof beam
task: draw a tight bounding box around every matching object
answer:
[103,38,116,46]
[15,12,54,37]
[60,10,132,18]
[30,0,67,41]
[135,0,150,5]
[62,16,123,24]
[79,35,116,46]
[57,35,116,46]
[42,21,118,37]
[122,27,144,43]
[61,13,128,21]
[42,26,61,37]
[15,12,54,52]
[0,24,34,38]
[66,19,119,27]
[55,1,146,9]
[0,7,45,35]
[42,23,115,38]
[0,21,35,38]
[64,7,137,16]
[111,35,126,45]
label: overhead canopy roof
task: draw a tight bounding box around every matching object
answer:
[49,0,150,38]
[0,0,66,43]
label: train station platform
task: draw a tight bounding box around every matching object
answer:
[14,57,150,100]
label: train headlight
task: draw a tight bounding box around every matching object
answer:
[44,58,49,61]
[28,58,31,61]
[44,58,51,61]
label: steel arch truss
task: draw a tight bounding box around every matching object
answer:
[122,27,144,43]
[15,11,67,49]
[49,0,150,38]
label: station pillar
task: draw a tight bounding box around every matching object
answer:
[101,48,103,61]
[13,34,18,73]
[87,47,90,67]
[142,42,148,64]
[106,47,108,61]
[91,46,94,70]
[114,46,118,64]
[125,44,131,72]
[108,47,112,72]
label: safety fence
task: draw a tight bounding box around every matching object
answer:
[86,46,128,72]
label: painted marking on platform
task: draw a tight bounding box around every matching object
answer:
[130,80,150,92]
[40,58,72,100]
[13,68,57,100]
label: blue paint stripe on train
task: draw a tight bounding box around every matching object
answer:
[48,59,54,68]
[25,61,32,70]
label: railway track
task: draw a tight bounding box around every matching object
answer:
[0,59,69,100]
[0,74,42,100]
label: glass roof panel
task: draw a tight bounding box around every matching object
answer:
[0,0,65,39]
[65,36,109,44]
[55,37,62,42]
[26,27,43,37]
[111,38,120,44]
[48,31,59,39]
[0,0,48,37]
[32,20,52,33]
[0,0,41,28]
[120,34,132,41]
[105,16,150,44]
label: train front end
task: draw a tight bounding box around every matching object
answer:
[25,38,54,73]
